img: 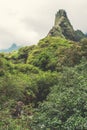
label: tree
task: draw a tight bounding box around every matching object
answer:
[31,66,87,130]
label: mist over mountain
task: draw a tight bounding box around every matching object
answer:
[0,43,21,53]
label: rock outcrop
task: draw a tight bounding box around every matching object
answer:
[48,9,86,41]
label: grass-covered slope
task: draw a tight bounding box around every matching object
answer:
[6,36,87,70]
[0,36,87,129]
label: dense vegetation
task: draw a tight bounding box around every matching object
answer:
[0,36,87,130]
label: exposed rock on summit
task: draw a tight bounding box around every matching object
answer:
[48,9,86,41]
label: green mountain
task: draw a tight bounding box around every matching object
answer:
[0,10,87,130]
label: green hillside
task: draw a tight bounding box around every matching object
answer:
[0,10,87,130]
[0,36,87,130]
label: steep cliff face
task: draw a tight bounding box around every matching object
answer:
[48,9,86,41]
[75,30,86,41]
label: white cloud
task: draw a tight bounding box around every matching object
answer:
[0,0,87,49]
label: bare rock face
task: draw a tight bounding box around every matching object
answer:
[54,9,68,26]
[75,30,86,41]
[48,9,86,41]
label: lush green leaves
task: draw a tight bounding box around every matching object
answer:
[0,36,87,129]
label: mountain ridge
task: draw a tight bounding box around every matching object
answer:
[0,9,87,129]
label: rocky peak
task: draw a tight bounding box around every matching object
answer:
[55,9,67,26]
[57,9,67,17]
[48,9,86,41]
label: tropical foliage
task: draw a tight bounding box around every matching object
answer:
[0,36,87,130]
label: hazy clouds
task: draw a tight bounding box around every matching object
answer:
[0,0,87,49]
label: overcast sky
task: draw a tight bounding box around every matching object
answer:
[0,0,87,49]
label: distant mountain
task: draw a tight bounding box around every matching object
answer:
[48,9,86,41]
[0,9,87,130]
[0,43,21,53]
